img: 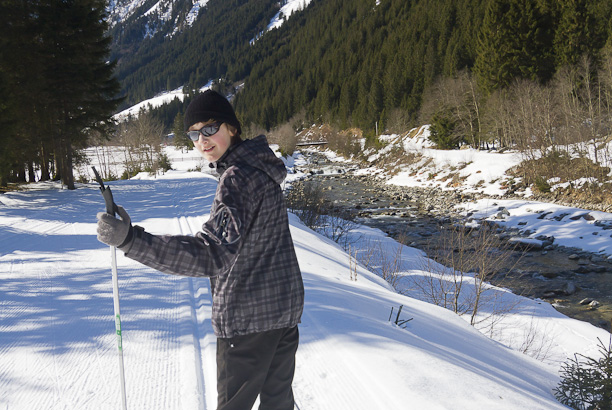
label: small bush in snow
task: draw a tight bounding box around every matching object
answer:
[554,337,612,410]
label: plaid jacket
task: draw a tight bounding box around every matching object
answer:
[121,136,304,338]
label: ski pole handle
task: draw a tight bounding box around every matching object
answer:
[92,166,119,216]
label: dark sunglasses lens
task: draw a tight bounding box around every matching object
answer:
[186,123,221,141]
[201,123,221,137]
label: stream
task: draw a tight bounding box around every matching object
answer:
[292,152,612,332]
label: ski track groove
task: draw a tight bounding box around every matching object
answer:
[39,265,66,410]
[176,205,209,409]
[166,180,302,409]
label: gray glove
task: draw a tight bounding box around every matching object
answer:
[97,206,132,247]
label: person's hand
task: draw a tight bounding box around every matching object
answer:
[97,206,132,247]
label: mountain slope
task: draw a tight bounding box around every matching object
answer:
[110,0,488,127]
[110,0,281,106]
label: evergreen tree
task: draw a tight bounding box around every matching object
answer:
[474,0,554,92]
[36,0,122,189]
[430,111,461,149]
[232,0,488,133]
[0,0,40,186]
[172,111,193,152]
[555,337,612,410]
[554,0,606,68]
[0,0,121,187]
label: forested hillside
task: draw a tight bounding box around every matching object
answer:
[232,0,487,130]
[120,0,612,137]
[115,0,488,126]
[112,0,280,105]
[231,0,612,133]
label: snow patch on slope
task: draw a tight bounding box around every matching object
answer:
[185,0,209,26]
[268,0,313,31]
[251,0,314,44]
[113,81,213,122]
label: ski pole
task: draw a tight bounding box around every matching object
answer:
[92,167,128,410]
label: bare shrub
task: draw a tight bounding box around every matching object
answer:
[516,317,555,362]
[268,122,297,156]
[330,127,362,159]
[285,181,325,230]
[555,56,609,151]
[90,144,120,181]
[348,245,359,282]
[386,108,411,134]
[286,180,358,246]
[115,112,166,178]
[350,236,407,293]
[376,240,404,290]
[420,70,484,148]
[318,212,358,247]
[413,220,523,327]
[480,88,515,148]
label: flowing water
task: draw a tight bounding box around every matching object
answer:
[293,153,612,332]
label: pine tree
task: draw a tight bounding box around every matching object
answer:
[37,0,122,189]
[555,337,612,410]
[554,0,604,68]
[0,0,39,186]
[172,111,193,152]
[474,0,554,92]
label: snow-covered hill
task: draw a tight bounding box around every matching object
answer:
[364,125,612,204]
[108,0,313,41]
[107,0,209,36]
[1,147,610,409]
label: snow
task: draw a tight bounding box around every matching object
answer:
[113,82,213,122]
[1,146,610,409]
[378,126,612,200]
[185,0,210,27]
[267,0,314,31]
[108,0,208,34]
[387,144,524,197]
[108,0,150,26]
[459,199,612,256]
[250,0,315,44]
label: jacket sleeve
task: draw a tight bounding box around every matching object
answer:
[120,169,258,277]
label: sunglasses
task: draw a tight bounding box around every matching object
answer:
[187,122,222,141]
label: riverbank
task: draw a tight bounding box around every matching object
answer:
[291,150,612,332]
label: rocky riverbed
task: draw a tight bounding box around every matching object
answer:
[292,153,612,332]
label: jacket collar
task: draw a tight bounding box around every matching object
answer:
[211,140,243,176]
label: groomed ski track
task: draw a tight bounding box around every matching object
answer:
[0,179,218,409]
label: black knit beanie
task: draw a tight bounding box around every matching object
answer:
[183,90,242,135]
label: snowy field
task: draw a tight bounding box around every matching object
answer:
[1,145,611,409]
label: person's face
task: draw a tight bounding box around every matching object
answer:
[188,121,234,163]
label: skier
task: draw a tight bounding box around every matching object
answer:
[96,89,304,410]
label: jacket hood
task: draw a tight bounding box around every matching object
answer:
[215,135,287,185]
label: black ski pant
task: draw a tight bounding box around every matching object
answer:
[216,325,299,410]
